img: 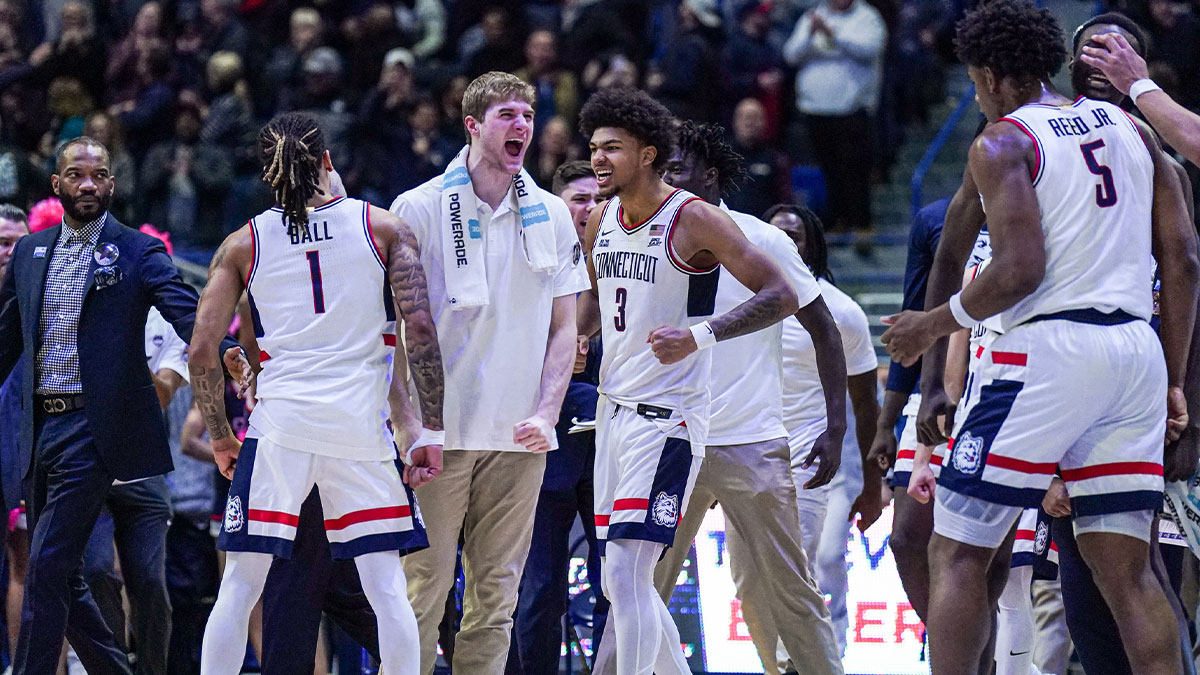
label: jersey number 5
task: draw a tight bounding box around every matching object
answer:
[306,250,326,314]
[1080,140,1117,208]
[614,287,627,332]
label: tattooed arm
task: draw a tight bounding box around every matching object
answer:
[188,225,252,479]
[647,199,799,364]
[369,205,445,486]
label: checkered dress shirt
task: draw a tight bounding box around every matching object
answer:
[36,213,107,394]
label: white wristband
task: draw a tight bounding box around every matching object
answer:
[948,291,977,329]
[405,428,445,464]
[1129,78,1162,103]
[690,321,717,350]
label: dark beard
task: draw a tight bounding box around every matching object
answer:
[59,190,111,223]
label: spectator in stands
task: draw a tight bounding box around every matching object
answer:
[581,50,641,97]
[408,96,458,181]
[139,103,233,250]
[784,0,886,249]
[725,1,787,139]
[649,0,725,123]
[1145,0,1200,109]
[728,97,793,220]
[44,76,93,150]
[529,116,579,188]
[29,0,106,104]
[259,7,325,116]
[342,2,405,98]
[298,47,355,170]
[354,48,421,204]
[111,40,175,161]
[82,112,136,224]
[560,0,638,73]
[516,29,580,128]
[464,6,526,78]
[176,0,250,89]
[105,1,167,106]
[200,51,256,176]
[438,73,469,139]
[396,0,447,61]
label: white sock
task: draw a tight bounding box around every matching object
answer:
[354,551,420,675]
[995,565,1036,675]
[605,539,688,675]
[200,551,273,675]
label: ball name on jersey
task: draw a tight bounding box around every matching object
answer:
[593,249,658,283]
[1044,108,1117,138]
[289,220,334,246]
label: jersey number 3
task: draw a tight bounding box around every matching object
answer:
[1080,140,1117,208]
[614,287,627,332]
[306,250,326,314]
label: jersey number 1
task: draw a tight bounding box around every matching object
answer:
[306,250,326,314]
[1080,140,1117,208]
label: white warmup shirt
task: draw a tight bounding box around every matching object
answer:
[145,307,189,382]
[391,175,590,452]
[783,0,887,116]
[782,279,877,458]
[706,202,823,446]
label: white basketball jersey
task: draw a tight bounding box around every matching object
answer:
[995,97,1154,329]
[245,197,396,460]
[593,189,717,429]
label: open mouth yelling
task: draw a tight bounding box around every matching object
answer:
[504,138,525,158]
[595,168,613,187]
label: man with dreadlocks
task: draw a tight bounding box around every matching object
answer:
[643,122,849,675]
[881,1,1198,672]
[189,112,446,675]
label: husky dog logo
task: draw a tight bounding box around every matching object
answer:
[952,432,985,475]
[1034,521,1049,555]
[224,495,244,533]
[651,492,679,527]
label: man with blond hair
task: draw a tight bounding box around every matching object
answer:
[390,71,588,674]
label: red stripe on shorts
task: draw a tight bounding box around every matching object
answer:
[248,509,299,526]
[259,350,272,362]
[1015,530,1036,541]
[613,498,650,512]
[897,449,916,460]
[984,454,1057,475]
[324,505,412,531]
[1060,461,1163,482]
[991,351,1027,366]
[594,515,610,526]
[931,454,944,466]
[383,334,397,347]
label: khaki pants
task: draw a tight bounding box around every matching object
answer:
[652,438,843,675]
[402,449,546,675]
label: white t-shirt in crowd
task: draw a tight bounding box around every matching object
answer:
[706,202,823,446]
[782,279,876,457]
[391,173,590,452]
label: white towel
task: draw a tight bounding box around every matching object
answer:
[440,146,557,309]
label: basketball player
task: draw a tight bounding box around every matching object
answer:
[576,89,800,673]
[881,3,1198,674]
[189,113,445,675]
[639,123,846,675]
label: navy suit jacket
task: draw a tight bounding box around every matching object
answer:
[0,215,237,482]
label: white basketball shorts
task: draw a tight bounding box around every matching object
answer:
[892,393,947,488]
[218,433,428,559]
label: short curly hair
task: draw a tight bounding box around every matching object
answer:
[955,0,1067,84]
[675,121,748,197]
[579,87,676,171]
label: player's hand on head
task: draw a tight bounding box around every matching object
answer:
[647,325,697,365]
[880,311,934,367]
[1041,476,1071,518]
[1079,32,1148,95]
[916,387,956,446]
[514,415,554,453]
[802,430,842,489]
[222,347,255,399]
[404,444,443,488]
[212,436,241,481]
[907,464,936,504]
